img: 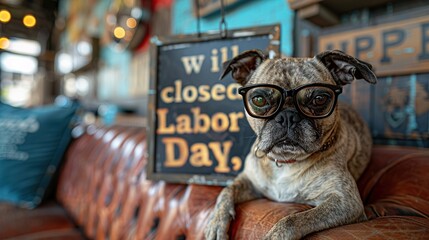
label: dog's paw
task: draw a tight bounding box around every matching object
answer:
[263,218,299,240]
[263,229,295,240]
[204,189,236,240]
[263,230,290,240]
[204,208,234,240]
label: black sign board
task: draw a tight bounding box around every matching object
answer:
[147,25,280,186]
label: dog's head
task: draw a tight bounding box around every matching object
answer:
[221,49,377,162]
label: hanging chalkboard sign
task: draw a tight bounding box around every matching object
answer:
[147,24,280,186]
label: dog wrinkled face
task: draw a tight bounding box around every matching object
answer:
[221,49,376,162]
[245,58,339,161]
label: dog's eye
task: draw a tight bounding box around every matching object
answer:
[312,94,329,106]
[252,96,268,107]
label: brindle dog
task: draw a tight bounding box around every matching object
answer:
[205,50,377,240]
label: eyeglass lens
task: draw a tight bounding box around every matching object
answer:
[245,87,282,117]
[295,86,336,118]
[244,85,336,118]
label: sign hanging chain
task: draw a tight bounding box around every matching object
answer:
[195,0,201,37]
[219,0,228,38]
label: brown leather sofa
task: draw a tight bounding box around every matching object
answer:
[1,125,429,239]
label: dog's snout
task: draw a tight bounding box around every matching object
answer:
[274,110,302,129]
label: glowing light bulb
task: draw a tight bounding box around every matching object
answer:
[113,26,126,39]
[0,37,10,49]
[0,10,11,23]
[126,18,137,28]
[23,14,36,28]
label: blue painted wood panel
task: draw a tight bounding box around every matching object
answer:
[172,0,294,56]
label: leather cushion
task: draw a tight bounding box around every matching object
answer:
[0,201,83,239]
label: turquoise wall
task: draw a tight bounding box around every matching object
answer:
[172,0,294,56]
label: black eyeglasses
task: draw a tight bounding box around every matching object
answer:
[238,83,342,119]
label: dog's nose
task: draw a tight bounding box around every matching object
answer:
[274,110,302,129]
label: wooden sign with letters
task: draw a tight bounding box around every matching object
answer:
[147,25,280,185]
[319,15,429,76]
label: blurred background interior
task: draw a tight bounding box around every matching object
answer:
[0,0,428,146]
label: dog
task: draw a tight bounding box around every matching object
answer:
[204,49,377,240]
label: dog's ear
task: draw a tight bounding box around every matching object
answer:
[219,49,266,85]
[315,50,377,86]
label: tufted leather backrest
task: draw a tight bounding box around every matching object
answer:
[57,125,429,239]
[357,146,429,219]
[57,126,149,239]
[57,126,223,240]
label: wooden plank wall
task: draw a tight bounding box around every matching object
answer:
[294,2,429,147]
[339,73,429,147]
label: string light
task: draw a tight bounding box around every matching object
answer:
[0,37,10,49]
[113,26,126,39]
[126,17,137,28]
[23,14,36,28]
[0,10,11,23]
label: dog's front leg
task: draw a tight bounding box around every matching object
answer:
[205,173,261,240]
[263,193,365,240]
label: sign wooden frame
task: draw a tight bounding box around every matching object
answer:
[193,0,246,17]
[318,14,429,76]
[147,24,280,186]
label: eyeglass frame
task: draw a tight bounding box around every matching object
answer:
[238,83,343,119]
